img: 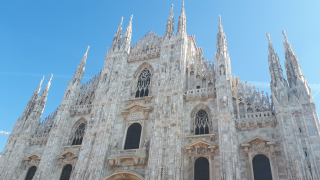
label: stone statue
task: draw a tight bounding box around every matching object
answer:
[143,138,149,148]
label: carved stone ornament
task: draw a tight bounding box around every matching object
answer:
[57,149,78,167]
[101,170,145,180]
[121,102,153,120]
[220,96,228,109]
[23,152,42,169]
[185,139,217,155]
[107,149,148,167]
[241,135,277,158]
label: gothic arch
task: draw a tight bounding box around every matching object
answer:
[102,170,144,180]
[133,62,154,78]
[134,64,153,98]
[190,103,212,118]
[69,118,87,145]
[190,103,213,135]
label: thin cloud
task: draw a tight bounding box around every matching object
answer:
[0,72,91,79]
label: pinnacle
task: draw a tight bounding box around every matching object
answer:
[85,46,90,56]
[218,15,223,33]
[282,30,287,42]
[266,33,271,44]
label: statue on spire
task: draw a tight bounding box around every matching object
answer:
[266,33,271,44]
[282,30,287,42]
[218,15,223,33]
[216,15,227,54]
[85,46,90,56]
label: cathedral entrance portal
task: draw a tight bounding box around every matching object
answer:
[101,170,144,180]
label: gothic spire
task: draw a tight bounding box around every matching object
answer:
[282,30,304,87]
[177,1,186,37]
[282,30,292,52]
[121,15,133,52]
[216,15,227,55]
[19,76,45,121]
[111,17,123,52]
[165,4,175,39]
[72,46,89,85]
[266,33,287,88]
[38,74,53,105]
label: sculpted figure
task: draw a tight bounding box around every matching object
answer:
[143,138,149,148]
[113,139,118,150]
[221,96,227,109]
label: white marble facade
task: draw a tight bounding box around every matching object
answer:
[1,2,320,180]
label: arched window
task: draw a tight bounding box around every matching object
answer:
[60,164,72,180]
[135,69,151,98]
[194,110,209,135]
[252,155,273,180]
[194,157,209,180]
[124,123,142,150]
[25,166,37,180]
[71,123,86,145]
[239,103,245,114]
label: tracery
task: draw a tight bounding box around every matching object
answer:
[135,69,151,98]
[70,123,86,145]
[194,109,210,135]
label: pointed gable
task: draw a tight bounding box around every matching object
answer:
[58,149,78,158]
[241,135,276,147]
[185,139,217,151]
[23,152,42,161]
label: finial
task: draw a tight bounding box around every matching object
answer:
[219,15,221,24]
[40,76,45,85]
[121,17,123,24]
[85,46,90,55]
[171,4,174,10]
[282,30,287,41]
[266,33,271,44]
[49,73,53,82]
[182,1,184,7]
[130,15,133,21]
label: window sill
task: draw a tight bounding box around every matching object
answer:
[107,148,148,167]
[125,96,153,105]
[187,134,216,141]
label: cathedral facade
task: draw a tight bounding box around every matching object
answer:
[1,2,320,180]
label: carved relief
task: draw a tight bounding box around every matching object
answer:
[57,149,78,167]
[23,153,42,169]
[121,102,153,120]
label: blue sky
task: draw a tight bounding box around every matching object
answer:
[1,0,320,151]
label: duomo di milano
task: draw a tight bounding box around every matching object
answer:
[1,2,320,180]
